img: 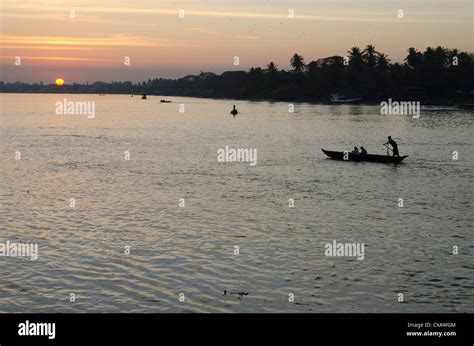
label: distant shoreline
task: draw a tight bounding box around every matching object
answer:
[2,45,473,107]
[1,91,473,107]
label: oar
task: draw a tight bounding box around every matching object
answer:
[383,144,392,156]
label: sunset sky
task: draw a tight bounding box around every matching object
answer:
[1,0,472,83]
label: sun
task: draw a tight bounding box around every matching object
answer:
[55,78,65,86]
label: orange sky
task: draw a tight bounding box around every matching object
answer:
[1,0,472,82]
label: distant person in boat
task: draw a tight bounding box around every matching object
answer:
[230,105,239,117]
[360,147,368,156]
[352,147,360,156]
[141,94,147,100]
[385,136,399,157]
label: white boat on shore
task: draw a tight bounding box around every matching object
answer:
[330,93,362,104]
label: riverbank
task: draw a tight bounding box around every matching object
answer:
[1,91,473,107]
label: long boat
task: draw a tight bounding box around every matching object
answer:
[322,149,408,163]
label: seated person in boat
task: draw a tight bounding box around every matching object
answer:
[385,136,399,157]
[360,146,368,156]
[352,147,360,156]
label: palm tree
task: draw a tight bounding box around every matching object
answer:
[347,47,363,67]
[363,45,378,68]
[405,47,422,68]
[376,53,390,72]
[421,46,448,68]
[290,53,305,73]
[266,61,278,73]
[423,47,436,66]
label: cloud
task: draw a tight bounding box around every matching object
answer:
[234,35,259,40]
[2,3,467,24]
[1,35,180,48]
[0,56,109,62]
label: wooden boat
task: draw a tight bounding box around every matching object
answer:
[322,149,408,163]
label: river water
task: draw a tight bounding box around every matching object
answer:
[0,93,472,312]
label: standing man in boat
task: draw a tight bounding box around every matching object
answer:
[385,136,399,157]
[230,105,239,117]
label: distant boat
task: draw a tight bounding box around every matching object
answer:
[330,94,361,104]
[322,149,408,164]
[160,99,171,103]
[141,94,147,99]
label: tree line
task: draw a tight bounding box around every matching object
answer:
[2,45,473,103]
